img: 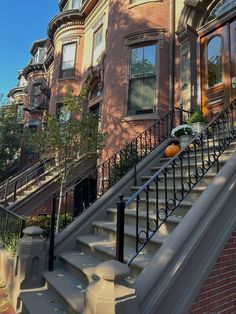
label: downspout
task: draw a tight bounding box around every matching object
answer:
[169,0,175,112]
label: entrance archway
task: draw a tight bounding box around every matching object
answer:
[177,0,236,116]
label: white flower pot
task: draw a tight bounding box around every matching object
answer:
[190,122,207,134]
[179,135,191,149]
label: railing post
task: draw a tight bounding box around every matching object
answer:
[48,194,56,271]
[13,180,17,202]
[180,104,183,125]
[134,165,137,186]
[116,195,125,263]
[4,179,9,206]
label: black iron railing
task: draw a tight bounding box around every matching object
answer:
[0,158,56,206]
[0,205,26,254]
[116,100,236,264]
[47,107,191,270]
[52,107,190,223]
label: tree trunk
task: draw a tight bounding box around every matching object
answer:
[55,179,64,234]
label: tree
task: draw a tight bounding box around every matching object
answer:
[0,102,22,175]
[31,86,104,233]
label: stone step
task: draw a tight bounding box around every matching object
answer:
[107,208,181,234]
[159,154,232,169]
[126,197,193,217]
[76,234,153,278]
[59,251,99,285]
[43,269,85,314]
[20,289,66,314]
[130,185,205,203]
[140,173,215,187]
[150,159,226,176]
[92,220,168,255]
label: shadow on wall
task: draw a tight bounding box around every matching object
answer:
[101,0,171,161]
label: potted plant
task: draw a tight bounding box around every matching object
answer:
[187,106,208,134]
[171,125,193,148]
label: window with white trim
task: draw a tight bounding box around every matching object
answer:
[93,26,103,65]
[60,43,76,79]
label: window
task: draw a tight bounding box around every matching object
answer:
[31,83,42,107]
[57,103,71,123]
[207,36,222,88]
[206,0,236,23]
[128,44,156,115]
[63,0,82,11]
[60,43,76,79]
[17,104,24,121]
[93,26,103,65]
[33,48,47,64]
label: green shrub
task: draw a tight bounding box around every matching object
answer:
[26,213,73,238]
[187,106,208,124]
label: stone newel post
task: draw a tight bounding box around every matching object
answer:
[14,226,47,290]
[84,260,139,314]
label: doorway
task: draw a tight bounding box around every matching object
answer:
[199,16,236,115]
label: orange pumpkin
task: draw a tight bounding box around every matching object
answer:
[165,143,181,158]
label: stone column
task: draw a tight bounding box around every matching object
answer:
[84,260,139,314]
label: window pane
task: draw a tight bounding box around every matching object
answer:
[72,0,81,9]
[143,45,156,75]
[31,84,42,107]
[207,0,236,22]
[131,47,143,77]
[93,26,103,65]
[143,77,155,108]
[63,44,76,63]
[61,43,76,78]
[62,60,75,70]
[61,68,74,78]
[57,104,70,123]
[208,36,222,87]
[129,79,142,113]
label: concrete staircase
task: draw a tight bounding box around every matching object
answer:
[19,138,236,314]
[0,158,96,216]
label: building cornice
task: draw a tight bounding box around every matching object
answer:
[7,87,25,98]
[30,39,47,55]
[22,63,45,79]
[48,10,85,40]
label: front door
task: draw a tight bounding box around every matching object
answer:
[200,18,236,116]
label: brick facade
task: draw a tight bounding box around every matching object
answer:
[189,230,236,314]
[101,0,170,160]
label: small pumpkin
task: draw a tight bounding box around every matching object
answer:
[188,143,199,149]
[165,143,181,158]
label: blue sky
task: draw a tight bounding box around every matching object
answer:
[0,0,59,102]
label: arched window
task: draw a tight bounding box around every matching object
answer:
[207,36,222,88]
[206,0,236,23]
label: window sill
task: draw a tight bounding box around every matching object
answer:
[129,0,163,9]
[122,113,159,122]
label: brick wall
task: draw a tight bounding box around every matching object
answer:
[189,230,236,313]
[100,0,171,162]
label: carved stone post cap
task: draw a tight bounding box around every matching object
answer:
[95,260,130,281]
[23,226,44,237]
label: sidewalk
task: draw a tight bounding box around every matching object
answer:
[0,279,15,314]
